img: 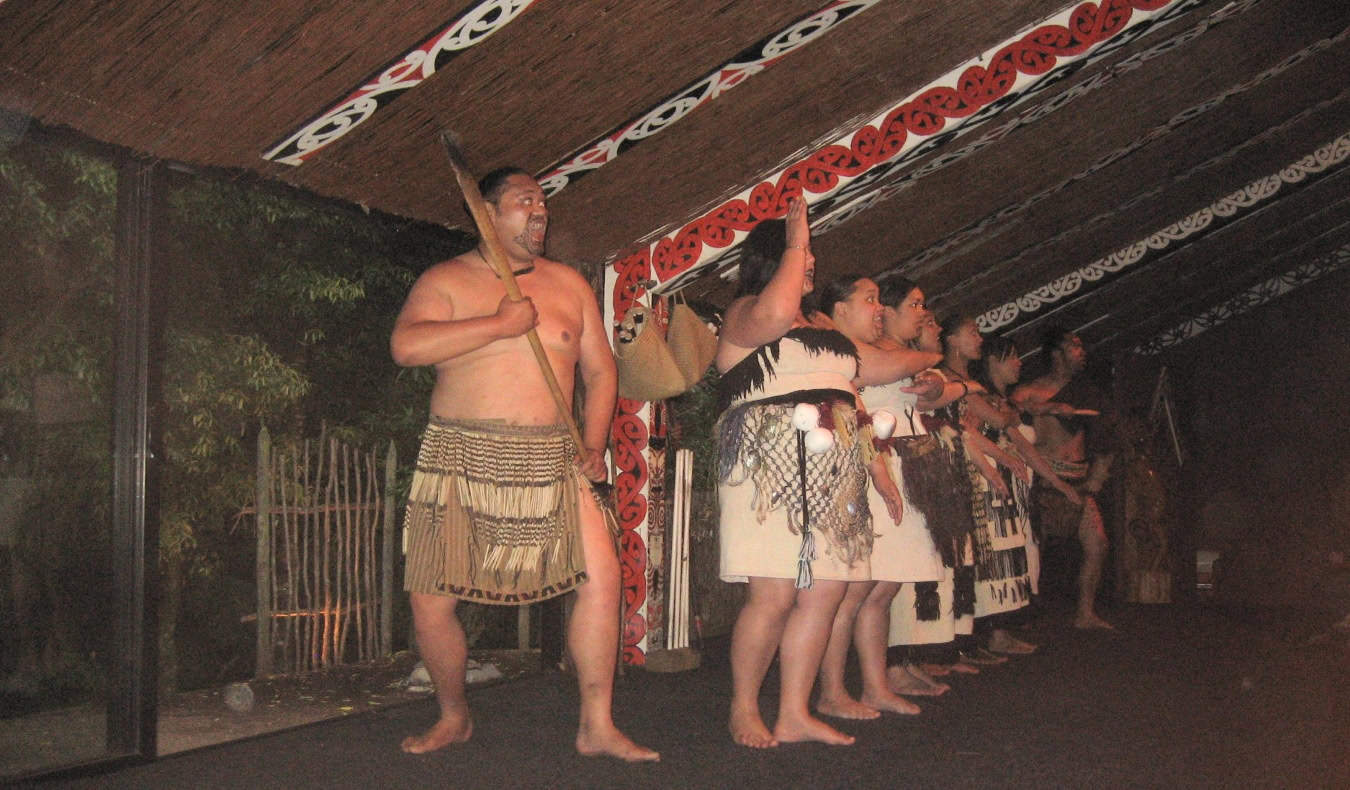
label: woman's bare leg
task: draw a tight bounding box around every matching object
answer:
[774,580,856,745]
[729,577,796,747]
[816,580,881,719]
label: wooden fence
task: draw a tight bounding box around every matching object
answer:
[252,426,397,676]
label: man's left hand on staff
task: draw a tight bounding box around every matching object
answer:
[577,446,608,482]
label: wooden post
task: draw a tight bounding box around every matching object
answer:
[381,439,397,657]
[255,424,273,677]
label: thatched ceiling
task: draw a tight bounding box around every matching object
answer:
[3,0,1348,357]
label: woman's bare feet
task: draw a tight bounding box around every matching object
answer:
[860,685,922,715]
[774,712,856,745]
[904,664,951,694]
[946,660,980,674]
[886,664,949,696]
[919,662,952,676]
[1074,612,1115,630]
[815,692,881,720]
[401,712,473,754]
[987,629,1037,654]
[730,706,779,748]
[576,723,660,762]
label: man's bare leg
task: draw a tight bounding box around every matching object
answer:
[1074,498,1114,630]
[816,580,882,719]
[774,580,856,745]
[401,593,473,754]
[853,582,921,712]
[571,488,660,762]
[729,577,795,748]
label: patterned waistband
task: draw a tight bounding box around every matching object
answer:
[1049,458,1090,479]
[428,416,571,443]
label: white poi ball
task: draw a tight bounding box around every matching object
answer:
[804,426,835,454]
[871,410,897,440]
[791,403,821,432]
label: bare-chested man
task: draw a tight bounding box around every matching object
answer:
[390,167,658,761]
[1013,328,1115,630]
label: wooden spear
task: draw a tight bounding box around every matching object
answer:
[438,131,587,455]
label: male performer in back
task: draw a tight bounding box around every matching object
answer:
[1014,328,1116,630]
[390,167,658,761]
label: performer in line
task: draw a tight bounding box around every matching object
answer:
[909,314,982,677]
[1014,327,1118,630]
[716,199,881,748]
[868,278,973,695]
[390,167,658,761]
[813,274,942,715]
[971,336,1082,651]
[938,314,1029,665]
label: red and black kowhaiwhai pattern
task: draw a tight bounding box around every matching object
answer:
[611,0,1177,288]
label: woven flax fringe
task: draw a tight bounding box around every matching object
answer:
[404,419,585,604]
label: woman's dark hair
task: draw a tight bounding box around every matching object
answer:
[877,276,919,308]
[971,335,1018,392]
[938,312,975,351]
[815,273,866,319]
[735,219,788,297]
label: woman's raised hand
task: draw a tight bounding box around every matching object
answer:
[784,196,809,251]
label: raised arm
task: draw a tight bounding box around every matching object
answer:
[960,428,1010,498]
[1004,426,1081,503]
[854,339,943,387]
[719,198,811,350]
[390,263,536,367]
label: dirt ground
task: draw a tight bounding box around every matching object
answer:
[0,649,542,778]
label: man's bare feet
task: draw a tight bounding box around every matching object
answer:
[886,664,949,696]
[1074,612,1115,630]
[816,693,881,720]
[401,713,473,754]
[774,713,856,745]
[730,707,779,748]
[576,723,660,762]
[919,662,952,676]
[987,629,1037,654]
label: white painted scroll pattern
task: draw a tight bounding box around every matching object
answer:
[978,131,1350,332]
[536,0,880,196]
[1135,243,1350,354]
[263,0,538,166]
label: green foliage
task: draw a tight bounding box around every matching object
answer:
[2,135,474,694]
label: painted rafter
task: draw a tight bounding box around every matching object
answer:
[698,0,1262,288]
[535,0,882,197]
[907,0,1350,288]
[1134,241,1350,354]
[928,78,1350,305]
[821,0,1267,267]
[263,0,540,166]
[976,130,1350,333]
[610,0,1202,299]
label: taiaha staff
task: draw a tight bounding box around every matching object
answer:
[438,131,588,455]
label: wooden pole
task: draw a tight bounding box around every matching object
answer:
[439,132,585,452]
[255,425,273,677]
[381,440,396,657]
